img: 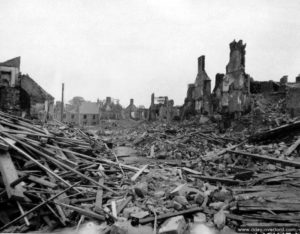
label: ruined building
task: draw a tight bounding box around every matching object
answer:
[182,40,252,120]
[213,40,251,116]
[125,99,138,119]
[65,101,101,126]
[99,97,123,120]
[181,56,212,119]
[0,57,54,119]
[148,93,175,121]
[194,56,212,114]
[148,93,167,121]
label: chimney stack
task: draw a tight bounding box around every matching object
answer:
[130,99,134,105]
[106,97,111,104]
[151,93,154,105]
[296,75,300,83]
[198,55,205,72]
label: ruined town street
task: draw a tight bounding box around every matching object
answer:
[1,1,300,233]
[0,105,300,233]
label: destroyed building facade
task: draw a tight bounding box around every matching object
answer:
[182,40,252,121]
[181,56,211,120]
[125,99,138,119]
[148,93,175,121]
[213,40,251,116]
[194,56,212,114]
[0,57,54,119]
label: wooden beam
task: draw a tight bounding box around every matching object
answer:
[190,175,241,185]
[228,150,300,168]
[0,151,25,200]
[131,165,148,182]
[0,181,80,232]
[285,137,300,156]
[94,177,104,213]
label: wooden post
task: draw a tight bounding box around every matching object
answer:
[61,83,64,122]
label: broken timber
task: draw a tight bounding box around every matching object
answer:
[285,137,300,156]
[228,150,300,168]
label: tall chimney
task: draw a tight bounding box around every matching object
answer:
[151,93,154,105]
[130,99,134,105]
[296,75,300,83]
[198,55,205,72]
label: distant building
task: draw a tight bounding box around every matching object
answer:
[55,101,102,126]
[125,99,138,119]
[99,97,123,120]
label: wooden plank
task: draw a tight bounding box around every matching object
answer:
[0,151,25,200]
[42,160,68,225]
[228,150,300,168]
[285,137,300,156]
[94,177,104,213]
[54,202,105,221]
[16,201,30,226]
[0,181,80,232]
[190,175,242,185]
[28,175,58,189]
[131,165,148,182]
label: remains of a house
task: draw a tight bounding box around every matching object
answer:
[148,93,176,122]
[125,99,138,120]
[1,39,300,234]
[0,57,54,120]
[100,97,123,120]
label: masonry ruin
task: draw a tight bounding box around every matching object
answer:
[1,38,300,234]
[0,57,54,119]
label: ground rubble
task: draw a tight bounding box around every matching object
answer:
[0,110,300,233]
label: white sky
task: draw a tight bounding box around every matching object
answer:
[1,0,300,107]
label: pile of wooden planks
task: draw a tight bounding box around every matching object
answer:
[0,111,146,233]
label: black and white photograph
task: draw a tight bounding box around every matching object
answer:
[0,0,300,233]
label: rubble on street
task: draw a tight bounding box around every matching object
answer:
[0,41,300,233]
[0,95,300,233]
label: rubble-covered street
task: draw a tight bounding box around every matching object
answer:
[0,96,300,233]
[1,1,300,233]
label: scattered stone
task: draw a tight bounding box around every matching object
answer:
[193,212,206,223]
[158,215,188,234]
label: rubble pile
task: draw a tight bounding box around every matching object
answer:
[0,109,300,233]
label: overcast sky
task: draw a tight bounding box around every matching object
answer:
[1,0,299,107]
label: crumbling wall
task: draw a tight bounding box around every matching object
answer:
[125,99,138,119]
[286,83,300,117]
[213,40,251,116]
[212,73,224,113]
[181,56,211,119]
[193,56,211,114]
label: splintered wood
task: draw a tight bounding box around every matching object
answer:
[0,109,300,233]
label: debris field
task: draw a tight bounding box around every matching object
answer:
[0,96,300,234]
